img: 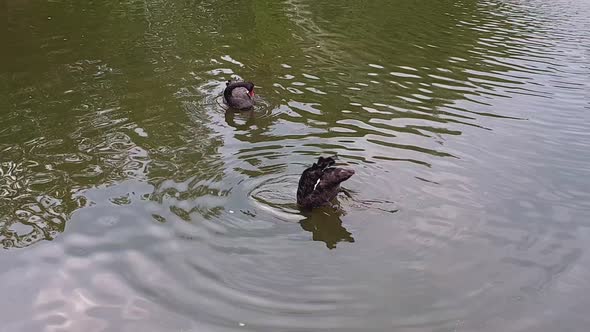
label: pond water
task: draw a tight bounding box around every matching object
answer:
[1,0,590,331]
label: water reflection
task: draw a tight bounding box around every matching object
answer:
[1,0,590,331]
[224,109,256,130]
[300,208,354,249]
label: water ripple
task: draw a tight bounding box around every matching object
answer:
[1,0,590,331]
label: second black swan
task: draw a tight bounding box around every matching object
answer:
[223,79,255,110]
[297,156,355,209]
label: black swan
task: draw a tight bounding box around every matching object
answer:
[297,156,355,209]
[223,80,255,110]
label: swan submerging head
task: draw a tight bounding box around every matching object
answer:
[297,156,355,209]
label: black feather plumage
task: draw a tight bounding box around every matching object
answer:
[297,156,355,208]
[223,80,255,110]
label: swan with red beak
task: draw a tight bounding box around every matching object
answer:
[223,79,255,110]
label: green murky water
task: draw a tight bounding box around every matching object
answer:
[1,0,590,331]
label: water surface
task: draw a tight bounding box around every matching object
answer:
[1,0,590,331]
